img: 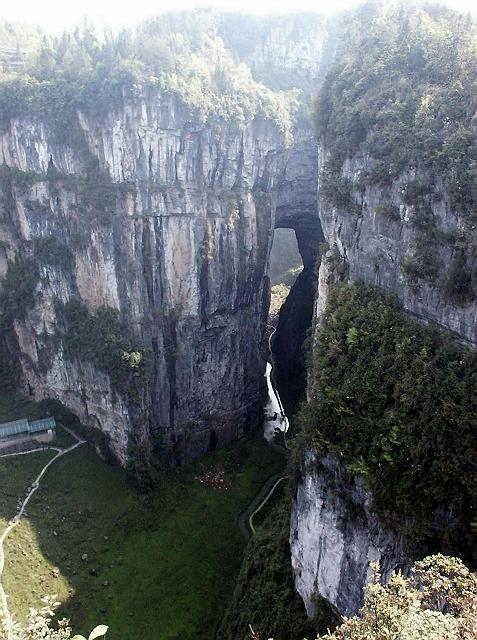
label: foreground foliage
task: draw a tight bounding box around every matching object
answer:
[319,554,477,640]
[1,597,107,640]
[301,283,477,554]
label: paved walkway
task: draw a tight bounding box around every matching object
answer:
[0,426,85,639]
[238,472,289,541]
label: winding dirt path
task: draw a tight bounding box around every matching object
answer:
[248,475,288,535]
[0,428,85,638]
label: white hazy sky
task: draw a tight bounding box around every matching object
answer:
[1,0,476,32]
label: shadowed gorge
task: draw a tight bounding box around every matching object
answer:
[1,5,477,640]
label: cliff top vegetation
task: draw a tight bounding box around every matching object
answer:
[0,12,297,141]
[316,2,477,219]
[300,282,477,557]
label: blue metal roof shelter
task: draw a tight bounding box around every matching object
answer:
[29,417,56,433]
[0,419,30,438]
[0,417,56,440]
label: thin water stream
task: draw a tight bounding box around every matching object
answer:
[263,326,289,443]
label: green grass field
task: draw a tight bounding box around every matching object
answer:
[0,395,284,640]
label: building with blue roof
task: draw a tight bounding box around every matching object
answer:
[0,416,56,453]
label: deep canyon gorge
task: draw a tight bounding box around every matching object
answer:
[0,4,476,637]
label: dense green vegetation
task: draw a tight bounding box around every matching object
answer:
[300,283,477,555]
[54,300,147,400]
[221,496,318,640]
[0,257,39,327]
[316,3,477,220]
[0,256,43,393]
[0,393,284,640]
[0,13,296,140]
[33,237,73,269]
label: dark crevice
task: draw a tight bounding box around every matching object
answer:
[271,221,324,412]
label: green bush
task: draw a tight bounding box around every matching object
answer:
[301,283,477,556]
[0,258,39,327]
[318,555,477,640]
[321,167,360,213]
[34,237,73,269]
[54,299,147,400]
[220,497,316,640]
[400,246,441,282]
[444,252,475,305]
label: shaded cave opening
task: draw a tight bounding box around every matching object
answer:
[268,223,323,413]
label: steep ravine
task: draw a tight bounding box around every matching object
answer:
[4,10,475,631]
[0,13,336,468]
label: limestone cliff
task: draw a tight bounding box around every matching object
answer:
[290,454,405,618]
[317,150,477,345]
[0,92,288,465]
[289,144,477,618]
[0,11,337,466]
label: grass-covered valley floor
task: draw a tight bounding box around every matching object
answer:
[0,395,284,640]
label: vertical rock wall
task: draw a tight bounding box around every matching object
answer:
[0,93,288,465]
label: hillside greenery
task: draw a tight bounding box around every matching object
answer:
[316,2,477,220]
[0,257,39,327]
[0,14,297,141]
[0,254,147,402]
[0,393,284,640]
[54,299,147,401]
[220,496,319,640]
[300,283,477,556]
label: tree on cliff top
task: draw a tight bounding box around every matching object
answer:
[316,2,477,219]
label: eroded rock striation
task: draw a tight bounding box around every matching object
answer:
[289,138,477,620]
[290,454,405,618]
[317,152,477,345]
[0,13,336,466]
[0,93,289,465]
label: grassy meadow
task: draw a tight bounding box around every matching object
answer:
[0,395,284,640]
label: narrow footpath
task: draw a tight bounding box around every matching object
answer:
[0,426,85,639]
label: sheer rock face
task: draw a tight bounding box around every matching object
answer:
[290,454,405,618]
[316,150,477,345]
[0,92,290,465]
[0,14,335,466]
